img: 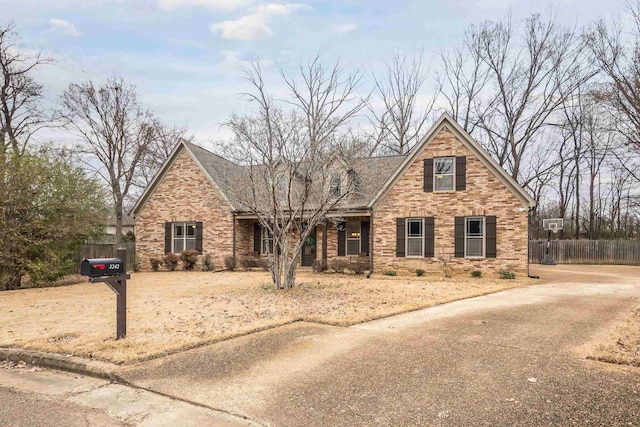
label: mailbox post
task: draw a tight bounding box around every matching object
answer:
[80,248,130,339]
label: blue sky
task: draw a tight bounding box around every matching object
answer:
[1,0,623,145]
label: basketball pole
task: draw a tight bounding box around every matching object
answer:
[543,228,556,265]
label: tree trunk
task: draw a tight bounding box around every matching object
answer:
[114,197,123,239]
[285,260,297,289]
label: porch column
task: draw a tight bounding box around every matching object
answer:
[322,220,328,262]
[232,214,236,258]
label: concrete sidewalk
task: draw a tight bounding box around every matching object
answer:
[0,362,260,426]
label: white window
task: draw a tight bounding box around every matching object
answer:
[261,227,274,255]
[434,157,454,192]
[346,221,361,256]
[406,218,424,257]
[174,222,196,253]
[465,217,484,258]
[330,173,342,197]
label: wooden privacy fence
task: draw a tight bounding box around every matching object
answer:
[77,242,136,272]
[529,240,640,265]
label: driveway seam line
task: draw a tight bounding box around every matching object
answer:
[110,372,267,426]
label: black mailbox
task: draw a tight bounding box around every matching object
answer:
[81,258,124,278]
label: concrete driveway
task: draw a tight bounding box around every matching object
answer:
[119,265,640,426]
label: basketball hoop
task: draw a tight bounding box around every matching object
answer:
[541,218,563,265]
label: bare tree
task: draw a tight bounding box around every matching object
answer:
[0,23,51,157]
[368,50,435,154]
[223,57,368,289]
[583,108,616,239]
[471,14,595,181]
[61,77,159,237]
[437,28,490,133]
[587,2,640,149]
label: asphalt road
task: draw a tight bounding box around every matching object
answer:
[118,265,640,426]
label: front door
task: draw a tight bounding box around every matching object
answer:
[301,228,317,266]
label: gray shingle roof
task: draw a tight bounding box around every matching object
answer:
[184,141,406,212]
[182,142,244,207]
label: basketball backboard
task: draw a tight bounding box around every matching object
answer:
[543,218,564,233]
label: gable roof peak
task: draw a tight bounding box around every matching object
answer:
[369,112,536,209]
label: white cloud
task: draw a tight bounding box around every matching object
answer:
[333,23,357,33]
[49,18,80,37]
[158,0,252,10]
[212,15,274,40]
[211,3,305,41]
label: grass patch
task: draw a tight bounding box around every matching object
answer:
[589,307,640,367]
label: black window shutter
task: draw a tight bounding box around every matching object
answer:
[195,222,203,254]
[424,217,434,258]
[164,222,172,254]
[454,217,465,258]
[361,221,370,255]
[486,216,497,258]
[396,218,406,257]
[424,159,434,192]
[337,222,346,256]
[253,223,261,254]
[456,156,466,191]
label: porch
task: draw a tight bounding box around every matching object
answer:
[232,214,372,267]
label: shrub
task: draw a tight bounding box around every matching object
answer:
[163,253,179,271]
[351,259,368,275]
[383,270,397,276]
[438,249,453,278]
[416,269,425,277]
[329,258,349,273]
[224,256,237,271]
[312,259,328,273]
[240,257,258,271]
[180,249,199,270]
[499,269,516,279]
[256,257,270,271]
[471,270,482,278]
[202,254,214,272]
[133,255,142,272]
[150,258,161,272]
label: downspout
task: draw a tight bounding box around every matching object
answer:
[528,206,539,279]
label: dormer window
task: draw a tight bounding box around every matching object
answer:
[434,157,454,192]
[330,173,342,197]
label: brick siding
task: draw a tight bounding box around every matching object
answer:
[135,149,235,270]
[372,126,529,275]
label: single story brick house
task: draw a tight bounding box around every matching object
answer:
[131,113,535,274]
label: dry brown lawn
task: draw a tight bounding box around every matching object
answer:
[0,270,530,364]
[591,306,640,367]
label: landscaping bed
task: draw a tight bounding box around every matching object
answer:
[0,271,530,364]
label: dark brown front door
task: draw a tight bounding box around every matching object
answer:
[301,228,317,266]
